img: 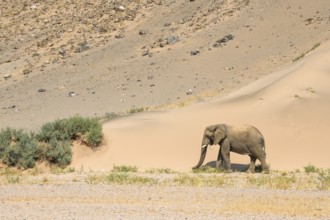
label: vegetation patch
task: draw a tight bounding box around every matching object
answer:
[0,168,22,184]
[127,107,145,114]
[292,42,321,62]
[192,166,223,173]
[318,169,330,190]
[0,128,38,169]
[0,116,103,169]
[304,163,320,174]
[173,174,226,187]
[112,165,138,173]
[85,173,157,185]
[246,173,297,190]
[1,164,329,190]
[106,173,156,185]
[145,168,175,174]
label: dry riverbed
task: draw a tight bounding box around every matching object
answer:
[0,168,329,219]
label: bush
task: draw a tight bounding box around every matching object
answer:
[112,165,138,172]
[83,119,103,147]
[0,128,11,158]
[0,116,103,169]
[36,116,103,147]
[1,129,38,169]
[36,120,71,143]
[304,164,319,174]
[37,116,102,166]
[43,140,72,167]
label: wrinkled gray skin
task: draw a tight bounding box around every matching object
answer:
[192,124,269,173]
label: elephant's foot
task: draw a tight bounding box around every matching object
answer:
[247,169,255,173]
[223,169,232,173]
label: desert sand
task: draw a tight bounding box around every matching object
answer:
[0,0,329,172]
[72,41,330,172]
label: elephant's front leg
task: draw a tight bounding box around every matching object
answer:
[220,139,231,172]
[216,145,223,169]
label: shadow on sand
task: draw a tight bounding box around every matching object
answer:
[205,161,249,172]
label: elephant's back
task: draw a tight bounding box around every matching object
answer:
[226,124,265,143]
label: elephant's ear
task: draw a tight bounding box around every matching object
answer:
[214,128,225,145]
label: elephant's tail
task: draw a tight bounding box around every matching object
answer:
[260,137,266,158]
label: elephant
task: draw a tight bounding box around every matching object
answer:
[192,124,269,173]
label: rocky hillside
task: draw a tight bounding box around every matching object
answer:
[1,0,330,130]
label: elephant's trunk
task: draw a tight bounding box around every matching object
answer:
[192,144,208,169]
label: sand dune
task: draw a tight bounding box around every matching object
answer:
[72,42,330,172]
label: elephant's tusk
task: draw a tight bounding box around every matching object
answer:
[201,145,207,149]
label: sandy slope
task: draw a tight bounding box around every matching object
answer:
[72,42,330,172]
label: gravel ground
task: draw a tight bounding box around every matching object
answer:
[0,172,329,220]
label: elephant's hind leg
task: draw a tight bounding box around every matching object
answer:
[247,155,256,173]
[259,157,269,174]
[255,149,269,174]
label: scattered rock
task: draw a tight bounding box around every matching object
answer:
[224,66,234,70]
[38,89,46,93]
[2,105,16,109]
[114,5,125,12]
[75,42,90,53]
[115,31,125,39]
[213,34,234,47]
[167,36,177,45]
[58,48,65,55]
[68,92,76,97]
[30,4,37,10]
[186,89,193,95]
[141,49,149,56]
[190,50,200,56]
[3,74,11,79]
[32,52,41,58]
[159,40,168,48]
[305,18,314,25]
[139,29,148,36]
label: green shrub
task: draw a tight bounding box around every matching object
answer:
[36,116,102,147]
[37,119,72,143]
[304,164,319,174]
[0,128,12,158]
[128,107,145,114]
[1,129,38,169]
[112,165,138,172]
[43,140,72,167]
[0,116,102,169]
[84,122,103,147]
[105,173,156,185]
